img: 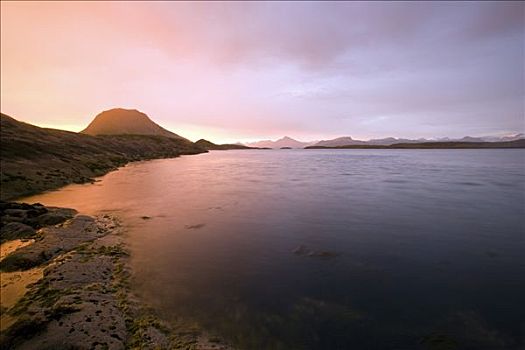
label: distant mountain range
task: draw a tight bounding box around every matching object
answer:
[245,136,317,149]
[245,134,524,148]
[82,108,188,141]
[318,134,524,147]
[195,139,259,150]
[306,140,525,149]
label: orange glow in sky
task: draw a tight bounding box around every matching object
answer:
[1,2,523,143]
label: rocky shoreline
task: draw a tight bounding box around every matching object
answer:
[0,113,207,201]
[0,202,231,349]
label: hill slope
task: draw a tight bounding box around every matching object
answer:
[314,137,363,147]
[195,139,256,150]
[246,136,313,149]
[1,113,205,200]
[81,108,187,140]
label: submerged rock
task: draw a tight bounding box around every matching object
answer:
[185,223,206,230]
[308,250,339,258]
[292,245,339,259]
[292,244,309,255]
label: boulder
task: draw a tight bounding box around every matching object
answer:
[30,208,77,227]
[3,208,27,218]
[0,222,36,242]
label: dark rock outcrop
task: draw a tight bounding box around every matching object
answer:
[0,215,103,272]
[0,202,77,243]
[0,222,36,242]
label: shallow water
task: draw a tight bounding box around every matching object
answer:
[22,149,525,349]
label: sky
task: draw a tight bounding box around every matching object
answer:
[1,1,524,143]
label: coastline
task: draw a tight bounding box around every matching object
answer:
[0,113,207,201]
[2,154,195,203]
[0,112,233,348]
[0,150,205,203]
[0,202,232,349]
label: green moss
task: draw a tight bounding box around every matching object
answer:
[10,279,73,316]
[97,245,129,258]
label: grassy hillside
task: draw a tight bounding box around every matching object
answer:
[306,140,525,149]
[0,114,206,200]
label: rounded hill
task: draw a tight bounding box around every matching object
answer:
[81,108,187,140]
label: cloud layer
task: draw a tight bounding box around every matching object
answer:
[1,1,523,142]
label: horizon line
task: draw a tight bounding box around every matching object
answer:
[2,111,523,146]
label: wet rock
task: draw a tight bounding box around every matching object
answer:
[32,208,77,227]
[0,215,104,272]
[0,202,76,233]
[2,243,127,350]
[25,207,48,218]
[0,253,45,271]
[3,209,28,218]
[1,215,25,225]
[0,222,36,242]
[0,202,28,211]
[0,210,217,350]
[33,213,69,226]
[308,250,339,258]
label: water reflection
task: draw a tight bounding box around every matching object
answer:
[22,150,525,349]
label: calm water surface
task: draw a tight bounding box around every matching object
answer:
[23,150,525,349]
